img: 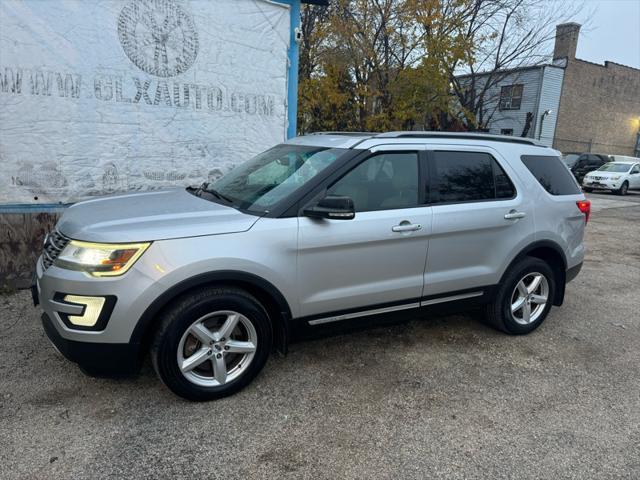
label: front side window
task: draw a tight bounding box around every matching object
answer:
[327,152,419,212]
[210,145,347,213]
[499,84,524,110]
[521,155,581,195]
[430,151,515,203]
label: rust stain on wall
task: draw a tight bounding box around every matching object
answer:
[0,212,60,288]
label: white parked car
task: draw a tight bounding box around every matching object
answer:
[582,161,640,195]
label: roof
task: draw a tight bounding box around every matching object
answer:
[455,61,565,80]
[287,131,547,149]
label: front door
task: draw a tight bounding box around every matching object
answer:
[629,164,640,188]
[297,147,432,319]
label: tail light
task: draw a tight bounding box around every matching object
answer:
[576,199,591,223]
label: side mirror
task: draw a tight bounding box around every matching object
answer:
[303,195,355,220]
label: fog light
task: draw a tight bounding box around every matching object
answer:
[63,295,105,327]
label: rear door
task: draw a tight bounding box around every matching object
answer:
[296,145,432,318]
[423,146,535,297]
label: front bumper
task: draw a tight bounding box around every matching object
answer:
[583,178,620,190]
[34,251,166,344]
[41,312,140,373]
[34,245,169,373]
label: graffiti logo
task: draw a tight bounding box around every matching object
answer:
[118,0,199,78]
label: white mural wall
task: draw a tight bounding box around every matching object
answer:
[0,0,290,204]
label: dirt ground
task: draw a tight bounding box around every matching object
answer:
[1,192,639,479]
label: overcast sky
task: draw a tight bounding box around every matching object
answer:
[573,0,640,68]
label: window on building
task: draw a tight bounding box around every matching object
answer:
[521,155,581,195]
[430,151,516,203]
[501,128,514,136]
[499,84,524,110]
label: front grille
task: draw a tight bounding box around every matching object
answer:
[42,230,70,270]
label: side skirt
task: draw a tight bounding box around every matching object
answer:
[289,286,497,342]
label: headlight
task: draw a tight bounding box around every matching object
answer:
[55,241,150,276]
[611,176,621,180]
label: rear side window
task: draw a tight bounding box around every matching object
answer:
[521,155,581,195]
[430,151,515,203]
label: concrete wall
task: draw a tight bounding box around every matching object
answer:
[554,60,640,155]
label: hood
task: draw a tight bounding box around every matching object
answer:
[57,189,260,243]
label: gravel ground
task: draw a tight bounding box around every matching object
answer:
[1,193,639,479]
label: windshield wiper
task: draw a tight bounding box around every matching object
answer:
[190,182,235,204]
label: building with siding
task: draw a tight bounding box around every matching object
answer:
[457,23,640,155]
[456,63,565,147]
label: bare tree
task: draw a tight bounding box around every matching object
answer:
[426,0,587,129]
[299,2,332,81]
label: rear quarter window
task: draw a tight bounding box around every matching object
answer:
[521,155,581,195]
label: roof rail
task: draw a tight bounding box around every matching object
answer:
[375,131,544,147]
[309,131,378,137]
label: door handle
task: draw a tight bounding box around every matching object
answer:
[504,210,526,220]
[392,222,422,232]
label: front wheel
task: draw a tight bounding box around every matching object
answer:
[616,181,629,196]
[484,257,555,334]
[151,287,272,401]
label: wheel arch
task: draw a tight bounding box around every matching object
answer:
[131,271,292,358]
[502,240,567,306]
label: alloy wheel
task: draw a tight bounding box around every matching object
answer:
[510,272,549,325]
[177,310,257,387]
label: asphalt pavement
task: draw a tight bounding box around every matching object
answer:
[1,191,639,479]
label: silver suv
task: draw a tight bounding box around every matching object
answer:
[34,132,590,400]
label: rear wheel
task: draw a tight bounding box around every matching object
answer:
[151,287,272,401]
[616,181,629,196]
[484,257,555,334]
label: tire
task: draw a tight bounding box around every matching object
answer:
[484,257,556,335]
[151,287,272,401]
[616,181,629,196]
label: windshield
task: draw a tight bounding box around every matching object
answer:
[597,163,631,173]
[207,145,347,213]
